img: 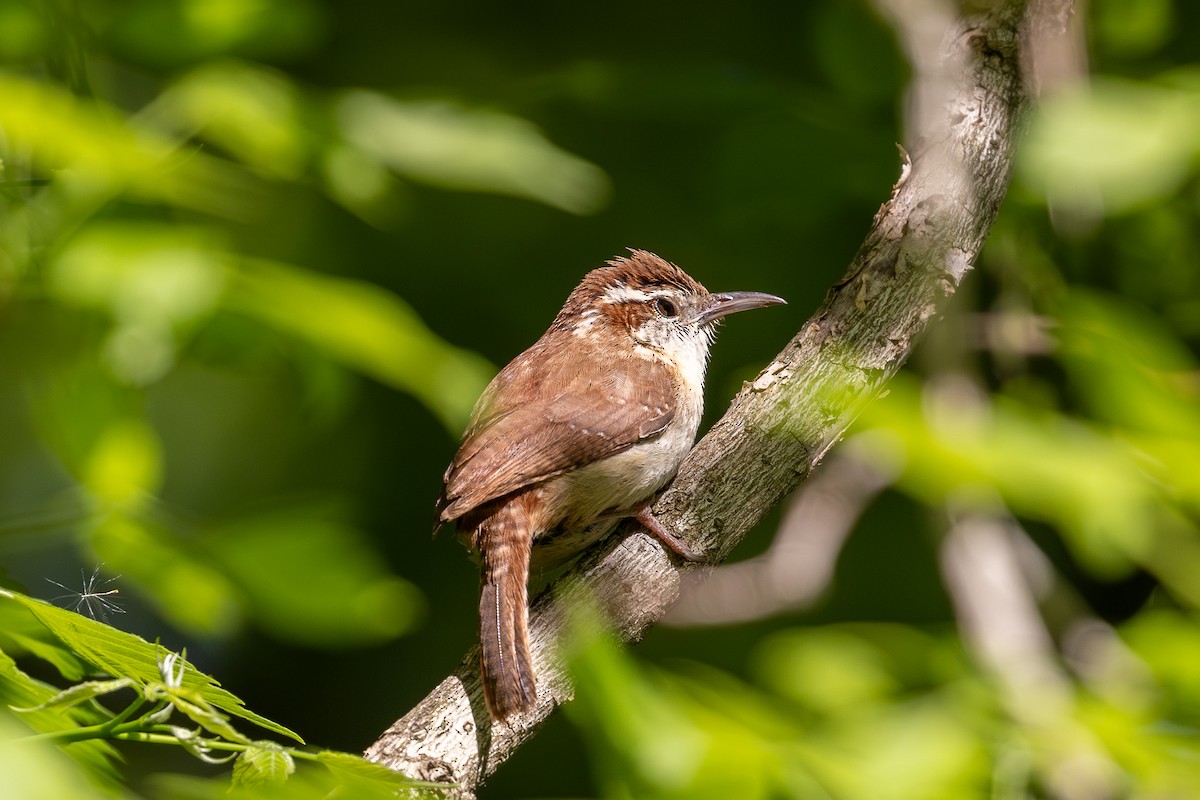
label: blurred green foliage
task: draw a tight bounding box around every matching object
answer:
[0,587,433,796]
[2,0,1200,798]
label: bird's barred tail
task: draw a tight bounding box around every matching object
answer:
[477,501,537,719]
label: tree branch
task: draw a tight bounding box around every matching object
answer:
[939,505,1120,799]
[663,436,899,626]
[364,0,1076,793]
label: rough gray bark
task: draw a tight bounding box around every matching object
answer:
[365,0,1075,794]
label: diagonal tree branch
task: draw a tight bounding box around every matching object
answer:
[365,0,1076,794]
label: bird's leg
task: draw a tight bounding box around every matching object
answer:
[633,505,706,563]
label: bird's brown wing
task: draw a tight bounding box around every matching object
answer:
[436,346,676,523]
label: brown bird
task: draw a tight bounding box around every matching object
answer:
[436,250,784,720]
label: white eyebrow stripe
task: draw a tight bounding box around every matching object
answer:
[602,285,674,304]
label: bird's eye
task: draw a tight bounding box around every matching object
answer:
[654,297,679,319]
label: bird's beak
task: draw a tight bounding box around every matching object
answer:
[695,291,786,326]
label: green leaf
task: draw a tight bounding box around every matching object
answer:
[1020,78,1200,215]
[1121,609,1200,717]
[566,615,993,800]
[50,222,227,329]
[0,589,303,743]
[226,258,493,431]
[31,361,141,484]
[153,752,434,799]
[0,714,115,800]
[158,62,308,179]
[2,631,88,683]
[233,742,296,787]
[1092,0,1173,58]
[336,91,611,214]
[48,221,228,386]
[0,601,88,681]
[10,677,134,713]
[0,72,246,213]
[1056,291,1200,438]
[80,419,163,512]
[566,620,709,790]
[0,650,122,787]
[104,0,322,67]
[151,684,251,745]
[205,507,423,647]
[753,628,900,714]
[857,375,1158,576]
[315,750,435,790]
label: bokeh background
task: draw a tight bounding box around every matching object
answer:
[3,0,1200,797]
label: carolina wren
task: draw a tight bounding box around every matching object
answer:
[436,250,784,720]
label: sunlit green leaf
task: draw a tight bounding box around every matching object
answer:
[803,695,989,800]
[0,72,168,184]
[50,221,227,385]
[81,419,162,512]
[1080,692,1200,798]
[0,601,88,682]
[1053,291,1200,517]
[152,751,430,798]
[1020,78,1200,215]
[50,223,226,327]
[0,2,45,61]
[1092,0,1173,59]
[226,258,493,431]
[10,677,133,713]
[566,614,995,800]
[314,750,434,791]
[31,362,138,481]
[566,610,789,799]
[745,625,992,800]
[1121,610,1200,720]
[104,0,323,66]
[753,628,900,714]
[156,61,308,178]
[205,508,423,647]
[0,72,243,213]
[0,714,115,800]
[0,651,121,787]
[319,144,404,226]
[233,742,296,787]
[1056,291,1200,438]
[859,375,1158,575]
[336,91,611,214]
[0,589,302,742]
[150,683,252,745]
